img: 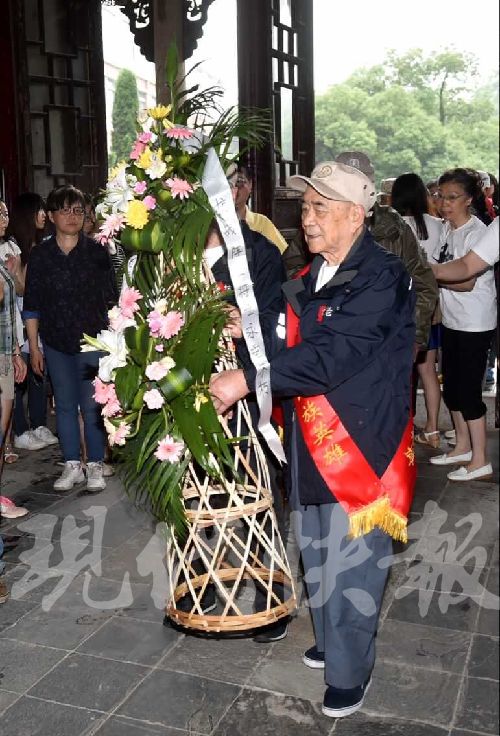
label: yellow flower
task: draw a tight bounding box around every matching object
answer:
[162,117,175,131]
[108,161,127,180]
[148,104,172,120]
[126,200,149,230]
[136,147,153,171]
[194,392,209,413]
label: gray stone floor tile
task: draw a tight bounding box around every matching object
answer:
[0,638,66,692]
[77,616,181,665]
[95,716,193,734]
[29,652,149,712]
[438,484,498,520]
[467,634,500,680]
[454,676,499,734]
[476,567,499,637]
[364,661,461,726]
[0,689,21,715]
[377,619,471,673]
[449,730,496,736]
[3,562,65,602]
[404,559,490,597]
[0,695,104,735]
[100,528,166,583]
[0,532,45,564]
[0,584,116,649]
[0,595,39,632]
[333,713,448,734]
[117,669,241,734]
[248,644,325,702]
[116,581,169,623]
[159,633,266,685]
[387,588,482,632]
[212,688,331,735]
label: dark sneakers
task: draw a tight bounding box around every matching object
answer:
[302,645,325,669]
[253,618,289,643]
[322,675,372,718]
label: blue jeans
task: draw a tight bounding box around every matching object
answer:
[43,346,105,463]
[13,353,48,435]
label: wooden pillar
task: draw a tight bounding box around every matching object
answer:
[154,0,185,103]
[237,0,274,219]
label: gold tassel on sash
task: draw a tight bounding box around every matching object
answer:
[348,497,408,543]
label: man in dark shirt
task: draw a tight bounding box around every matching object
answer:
[23,185,117,493]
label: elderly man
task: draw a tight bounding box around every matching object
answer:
[210,162,416,718]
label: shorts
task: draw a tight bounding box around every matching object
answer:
[0,357,14,401]
[428,323,442,351]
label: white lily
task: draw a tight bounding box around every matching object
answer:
[82,329,128,382]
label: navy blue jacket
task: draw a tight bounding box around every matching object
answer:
[211,221,286,368]
[245,227,415,505]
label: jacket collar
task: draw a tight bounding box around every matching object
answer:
[283,226,374,314]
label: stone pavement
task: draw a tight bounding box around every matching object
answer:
[0,415,498,735]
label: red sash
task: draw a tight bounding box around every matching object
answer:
[287,265,415,542]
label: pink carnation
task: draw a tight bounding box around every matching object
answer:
[102,397,122,417]
[138,132,153,144]
[143,195,157,211]
[165,177,193,201]
[145,361,169,382]
[165,126,193,141]
[143,388,165,410]
[154,434,185,463]
[147,310,164,338]
[119,287,143,318]
[93,378,116,405]
[130,140,146,160]
[159,311,184,339]
[133,181,147,195]
[95,231,110,246]
[108,421,130,447]
[100,213,125,238]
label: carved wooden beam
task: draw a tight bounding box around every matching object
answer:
[101,0,215,62]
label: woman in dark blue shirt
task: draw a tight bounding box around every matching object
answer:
[23,185,117,493]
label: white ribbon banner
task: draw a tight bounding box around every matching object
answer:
[202,149,286,464]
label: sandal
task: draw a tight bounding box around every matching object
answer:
[414,430,441,449]
[3,445,19,464]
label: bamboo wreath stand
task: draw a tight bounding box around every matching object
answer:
[165,343,296,633]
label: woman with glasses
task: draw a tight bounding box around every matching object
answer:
[23,185,118,492]
[391,173,443,450]
[429,169,496,481]
[0,200,28,519]
[5,192,59,458]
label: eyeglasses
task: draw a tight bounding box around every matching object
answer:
[227,177,250,189]
[432,193,467,203]
[57,206,85,216]
[0,212,9,220]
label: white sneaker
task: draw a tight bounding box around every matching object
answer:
[32,426,59,446]
[14,430,47,451]
[102,462,115,477]
[54,461,85,491]
[86,462,106,492]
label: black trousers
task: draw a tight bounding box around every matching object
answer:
[441,326,495,420]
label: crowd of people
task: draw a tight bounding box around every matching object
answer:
[0,153,498,719]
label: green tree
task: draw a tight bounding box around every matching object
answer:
[110,69,139,167]
[315,48,499,184]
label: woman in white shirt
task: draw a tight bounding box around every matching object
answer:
[392,173,443,449]
[430,168,497,481]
